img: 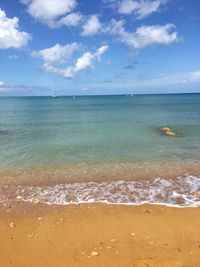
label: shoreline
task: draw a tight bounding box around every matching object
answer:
[1,202,200,267]
[1,158,200,266]
[1,159,200,186]
[1,174,200,207]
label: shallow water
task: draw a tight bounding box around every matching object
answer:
[1,94,200,206]
[0,94,200,171]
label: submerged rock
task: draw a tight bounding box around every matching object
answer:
[160,127,172,132]
[159,127,180,137]
[0,130,8,135]
[165,131,178,137]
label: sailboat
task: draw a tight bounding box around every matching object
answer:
[53,80,59,98]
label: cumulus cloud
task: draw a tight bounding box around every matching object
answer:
[118,0,167,18]
[106,20,180,49]
[40,45,109,78]
[0,81,4,86]
[104,0,168,18]
[20,0,82,28]
[0,8,30,49]
[81,15,101,36]
[54,12,83,27]
[73,52,94,72]
[22,0,76,20]
[31,42,80,64]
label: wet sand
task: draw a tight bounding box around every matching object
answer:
[0,202,200,267]
[1,160,200,186]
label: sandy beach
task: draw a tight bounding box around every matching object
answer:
[1,0,200,266]
[1,202,200,267]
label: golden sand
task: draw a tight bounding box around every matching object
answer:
[0,202,200,267]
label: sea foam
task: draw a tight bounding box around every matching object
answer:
[1,175,200,207]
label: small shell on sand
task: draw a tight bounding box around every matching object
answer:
[91,251,99,256]
[16,196,22,202]
[27,233,35,238]
[32,199,39,204]
[9,222,16,228]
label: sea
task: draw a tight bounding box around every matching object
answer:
[0,93,200,207]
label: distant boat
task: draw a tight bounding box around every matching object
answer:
[53,80,59,98]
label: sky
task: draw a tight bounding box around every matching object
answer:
[0,0,200,96]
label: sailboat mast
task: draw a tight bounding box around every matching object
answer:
[52,79,59,98]
[53,79,55,97]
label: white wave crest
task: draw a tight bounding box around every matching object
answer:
[1,175,200,207]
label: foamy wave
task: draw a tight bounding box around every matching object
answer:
[1,175,200,207]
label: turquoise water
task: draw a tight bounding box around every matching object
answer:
[0,94,200,170]
[1,94,200,206]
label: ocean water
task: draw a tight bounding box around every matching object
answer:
[1,94,200,206]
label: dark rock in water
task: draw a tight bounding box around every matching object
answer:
[0,130,8,135]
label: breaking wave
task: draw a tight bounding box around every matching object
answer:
[1,175,200,207]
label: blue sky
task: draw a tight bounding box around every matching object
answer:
[0,0,200,96]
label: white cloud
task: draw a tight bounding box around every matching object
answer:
[55,12,83,27]
[81,15,101,36]
[0,8,30,49]
[31,42,80,64]
[118,0,139,14]
[119,0,166,18]
[95,45,109,60]
[20,0,80,28]
[24,0,76,20]
[181,71,200,84]
[0,81,4,86]
[189,71,200,82]
[104,0,168,18]
[41,45,109,78]
[74,52,94,72]
[106,20,180,49]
